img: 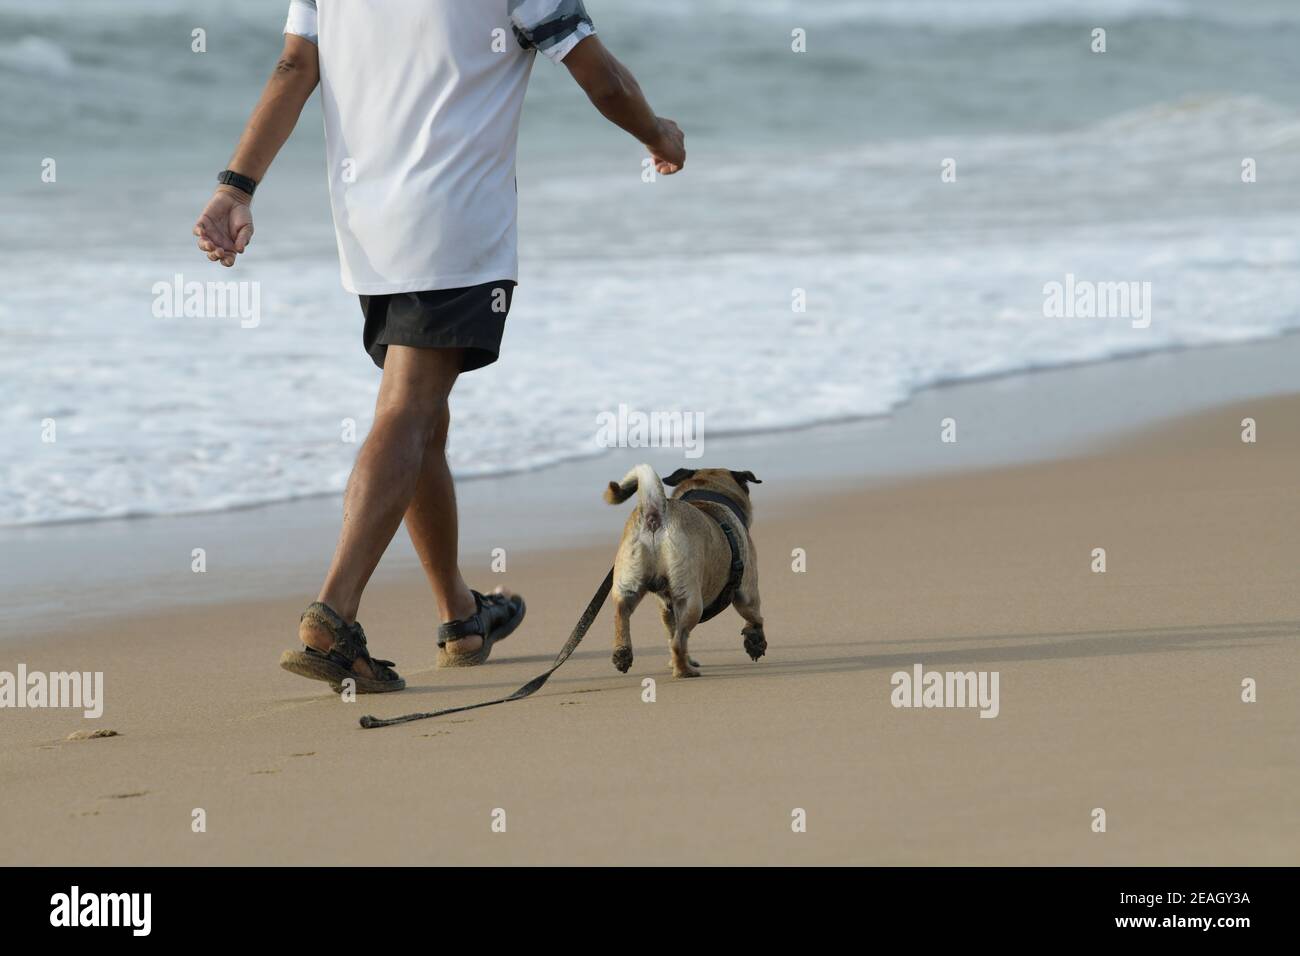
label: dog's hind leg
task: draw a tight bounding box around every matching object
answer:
[734,588,767,661]
[658,602,700,669]
[612,590,642,673]
[668,595,703,678]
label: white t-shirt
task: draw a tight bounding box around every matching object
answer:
[284,0,596,294]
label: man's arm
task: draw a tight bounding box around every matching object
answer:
[562,36,685,175]
[193,35,320,267]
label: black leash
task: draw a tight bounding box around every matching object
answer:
[358,568,614,729]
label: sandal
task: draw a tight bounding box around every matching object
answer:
[279,602,406,693]
[435,589,526,668]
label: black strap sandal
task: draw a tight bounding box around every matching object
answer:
[435,589,526,668]
[279,602,406,693]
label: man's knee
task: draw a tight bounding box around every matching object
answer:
[373,347,459,446]
[374,393,448,448]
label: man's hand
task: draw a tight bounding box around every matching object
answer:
[194,186,254,268]
[647,118,685,175]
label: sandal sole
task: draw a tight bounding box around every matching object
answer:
[279,650,407,693]
[436,596,526,669]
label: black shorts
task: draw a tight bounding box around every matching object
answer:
[359,280,515,372]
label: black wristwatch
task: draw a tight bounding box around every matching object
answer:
[216,169,258,197]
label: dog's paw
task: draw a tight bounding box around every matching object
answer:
[612,646,634,673]
[670,651,701,678]
[742,625,767,662]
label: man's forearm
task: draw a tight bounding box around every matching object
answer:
[224,44,320,189]
[580,48,663,146]
[562,36,684,173]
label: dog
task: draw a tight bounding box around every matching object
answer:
[603,464,766,678]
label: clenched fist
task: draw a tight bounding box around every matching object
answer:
[193,186,254,268]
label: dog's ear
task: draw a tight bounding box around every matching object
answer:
[730,470,762,488]
[662,468,696,486]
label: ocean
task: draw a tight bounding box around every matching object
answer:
[1,0,1298,525]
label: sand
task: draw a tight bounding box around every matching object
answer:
[1,375,1296,865]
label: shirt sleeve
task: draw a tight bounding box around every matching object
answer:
[509,0,596,63]
[284,0,319,44]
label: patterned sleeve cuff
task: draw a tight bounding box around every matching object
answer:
[509,0,596,63]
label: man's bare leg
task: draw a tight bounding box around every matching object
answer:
[304,345,464,675]
[402,403,483,653]
[404,401,524,657]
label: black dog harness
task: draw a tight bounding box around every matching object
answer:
[679,489,747,623]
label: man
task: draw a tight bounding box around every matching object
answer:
[194,1,685,692]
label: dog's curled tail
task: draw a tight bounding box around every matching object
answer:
[604,463,667,532]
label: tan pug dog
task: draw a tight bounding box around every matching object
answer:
[603,464,766,678]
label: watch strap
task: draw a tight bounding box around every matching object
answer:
[217,169,257,197]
